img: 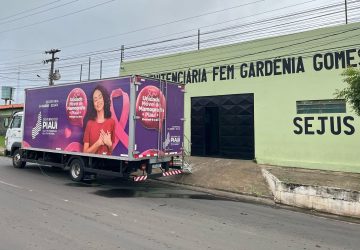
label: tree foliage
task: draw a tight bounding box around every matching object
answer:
[335,67,360,116]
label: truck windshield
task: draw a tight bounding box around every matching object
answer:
[10,116,22,128]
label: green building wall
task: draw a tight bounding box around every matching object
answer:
[121,22,360,173]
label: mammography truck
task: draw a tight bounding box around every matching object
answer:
[5,75,185,181]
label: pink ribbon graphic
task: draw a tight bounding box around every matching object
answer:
[110,88,129,149]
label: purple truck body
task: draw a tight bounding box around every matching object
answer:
[23,76,184,161]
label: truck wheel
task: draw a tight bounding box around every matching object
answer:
[12,149,26,168]
[69,158,85,182]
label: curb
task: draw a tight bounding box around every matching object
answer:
[262,168,360,218]
[152,178,360,224]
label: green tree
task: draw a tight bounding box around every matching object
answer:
[335,67,360,116]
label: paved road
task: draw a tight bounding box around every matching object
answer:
[0,156,360,250]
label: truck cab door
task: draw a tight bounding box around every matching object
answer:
[5,115,23,152]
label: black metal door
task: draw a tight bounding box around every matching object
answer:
[191,94,254,159]
[205,107,219,156]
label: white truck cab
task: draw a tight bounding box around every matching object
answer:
[4,112,25,168]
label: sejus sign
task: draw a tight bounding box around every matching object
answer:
[149,48,360,83]
[293,116,355,135]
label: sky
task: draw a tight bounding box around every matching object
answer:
[0,0,355,104]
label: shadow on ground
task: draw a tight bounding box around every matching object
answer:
[92,187,235,201]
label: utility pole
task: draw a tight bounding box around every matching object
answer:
[345,0,348,24]
[100,60,103,79]
[198,29,200,50]
[88,57,91,80]
[120,45,124,62]
[17,67,20,103]
[44,49,61,86]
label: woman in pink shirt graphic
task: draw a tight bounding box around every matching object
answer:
[83,85,115,155]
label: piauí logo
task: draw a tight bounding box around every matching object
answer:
[32,112,42,139]
[163,132,170,148]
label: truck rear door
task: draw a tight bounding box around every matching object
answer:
[133,77,184,159]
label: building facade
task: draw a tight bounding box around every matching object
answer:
[0,104,23,135]
[120,22,360,173]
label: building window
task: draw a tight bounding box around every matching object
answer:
[296,99,346,114]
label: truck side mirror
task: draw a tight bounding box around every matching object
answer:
[3,118,9,128]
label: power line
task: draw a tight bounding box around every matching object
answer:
[4,23,359,84]
[0,0,359,79]
[0,48,41,52]
[32,1,352,63]
[0,1,292,67]
[50,0,354,61]
[0,0,79,26]
[122,0,327,48]
[120,12,348,58]
[129,26,360,75]
[9,39,360,90]
[0,0,345,66]
[0,0,116,35]
[14,23,358,77]
[122,2,352,59]
[60,0,265,49]
[0,0,60,21]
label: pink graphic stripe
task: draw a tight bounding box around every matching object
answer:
[110,88,130,149]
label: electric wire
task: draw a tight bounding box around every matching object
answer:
[7,27,360,87]
[0,0,61,21]
[0,1,352,67]
[0,1,357,90]
[0,0,116,35]
[0,0,79,26]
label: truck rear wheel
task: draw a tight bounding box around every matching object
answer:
[69,158,84,182]
[12,149,26,168]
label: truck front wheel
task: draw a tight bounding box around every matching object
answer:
[69,158,84,182]
[12,149,26,168]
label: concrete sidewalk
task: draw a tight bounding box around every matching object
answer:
[163,156,360,218]
[164,157,272,198]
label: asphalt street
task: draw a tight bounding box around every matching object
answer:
[0,156,359,250]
